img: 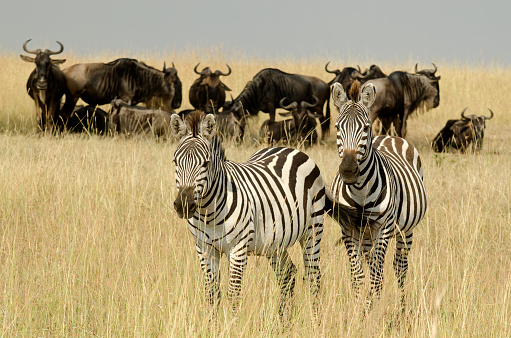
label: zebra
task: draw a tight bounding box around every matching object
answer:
[170,110,355,320]
[329,81,428,311]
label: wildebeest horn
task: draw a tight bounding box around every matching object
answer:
[163,61,166,71]
[357,65,362,72]
[432,62,437,74]
[216,64,232,77]
[415,63,419,74]
[301,95,320,108]
[46,41,64,55]
[279,97,297,110]
[194,63,201,75]
[172,62,175,68]
[352,70,366,79]
[325,61,339,74]
[460,107,469,119]
[22,39,40,54]
[484,108,494,120]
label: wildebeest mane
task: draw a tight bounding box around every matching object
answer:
[186,110,204,137]
[388,71,437,117]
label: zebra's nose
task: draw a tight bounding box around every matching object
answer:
[174,186,196,219]
[339,151,359,185]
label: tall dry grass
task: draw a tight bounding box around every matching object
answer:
[0,49,510,336]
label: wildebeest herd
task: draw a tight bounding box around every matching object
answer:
[18,40,495,322]
[20,40,493,152]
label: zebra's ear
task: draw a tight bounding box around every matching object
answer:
[331,83,348,108]
[170,113,187,140]
[200,114,217,140]
[360,83,376,108]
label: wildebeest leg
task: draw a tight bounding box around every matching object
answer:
[400,109,410,138]
[33,97,44,133]
[268,250,297,321]
[268,102,276,122]
[380,117,393,135]
[62,95,79,126]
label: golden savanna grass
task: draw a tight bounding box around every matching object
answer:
[0,48,510,336]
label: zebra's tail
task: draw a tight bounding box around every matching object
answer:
[324,186,381,232]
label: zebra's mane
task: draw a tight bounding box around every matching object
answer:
[184,110,226,161]
[186,110,204,137]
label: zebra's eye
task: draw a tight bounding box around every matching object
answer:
[363,124,371,132]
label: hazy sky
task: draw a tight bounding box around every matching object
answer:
[2,0,510,65]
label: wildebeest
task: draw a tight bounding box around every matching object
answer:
[325,62,387,91]
[62,58,182,119]
[178,109,246,142]
[223,68,331,136]
[110,99,173,138]
[67,105,109,134]
[432,107,494,153]
[189,63,231,113]
[20,39,68,133]
[278,96,322,145]
[259,118,296,145]
[364,65,441,138]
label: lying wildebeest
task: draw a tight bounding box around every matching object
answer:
[20,39,68,133]
[110,99,173,138]
[364,64,441,138]
[189,63,231,113]
[67,105,109,134]
[62,58,182,119]
[259,118,295,145]
[432,107,494,153]
[178,109,246,142]
[223,68,331,136]
[278,96,322,145]
[325,62,387,92]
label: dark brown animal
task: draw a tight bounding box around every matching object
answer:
[62,59,181,119]
[189,63,231,113]
[67,105,109,134]
[259,118,296,145]
[364,65,441,138]
[178,109,246,142]
[223,68,330,136]
[110,99,173,138]
[20,39,68,133]
[325,62,387,93]
[278,96,322,145]
[432,107,494,153]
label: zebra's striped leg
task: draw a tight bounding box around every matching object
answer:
[366,236,390,311]
[300,220,323,323]
[196,243,221,308]
[342,234,365,303]
[269,250,297,319]
[227,246,249,313]
[394,232,413,310]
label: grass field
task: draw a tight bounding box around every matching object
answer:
[0,50,510,336]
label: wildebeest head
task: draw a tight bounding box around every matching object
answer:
[460,107,494,150]
[191,63,232,113]
[325,61,365,89]
[331,81,376,185]
[415,63,441,81]
[279,95,322,144]
[20,39,66,92]
[163,62,182,109]
[170,111,217,219]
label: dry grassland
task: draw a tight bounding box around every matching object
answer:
[0,49,510,336]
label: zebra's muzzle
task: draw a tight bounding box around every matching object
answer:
[173,186,197,219]
[339,151,360,185]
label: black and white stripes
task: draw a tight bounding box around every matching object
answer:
[330,82,427,310]
[170,111,325,319]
